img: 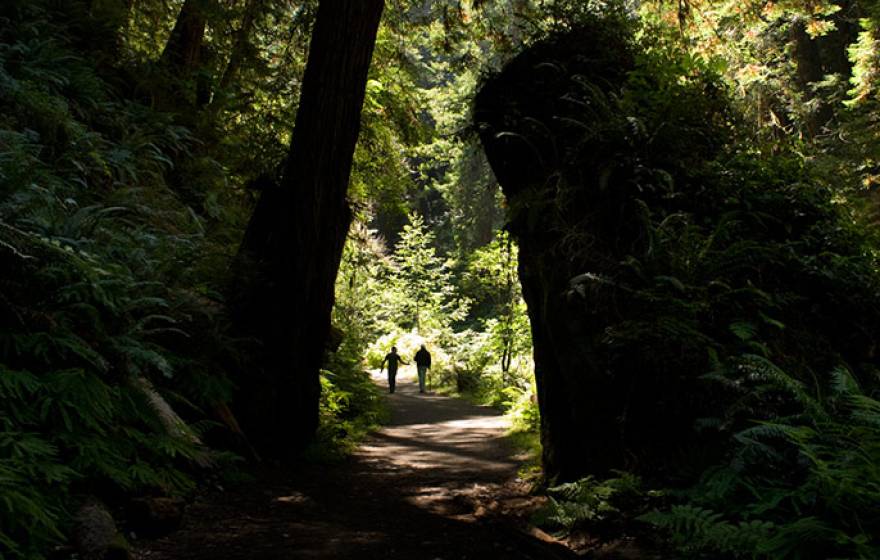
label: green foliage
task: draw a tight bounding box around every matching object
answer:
[419,231,536,413]
[532,472,658,536]
[308,365,389,462]
[848,18,880,104]
[389,212,469,336]
[0,2,242,556]
[506,381,541,434]
[640,359,880,559]
[640,0,880,221]
[335,224,394,359]
[639,505,777,558]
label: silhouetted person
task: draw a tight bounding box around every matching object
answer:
[414,344,432,393]
[381,346,407,394]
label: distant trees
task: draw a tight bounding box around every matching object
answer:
[463,232,530,380]
[645,0,879,194]
[390,212,467,336]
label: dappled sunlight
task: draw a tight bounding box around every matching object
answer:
[135,376,553,560]
[359,377,515,470]
[360,425,515,473]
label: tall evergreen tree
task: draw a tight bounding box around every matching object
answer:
[231,0,385,456]
[391,212,466,335]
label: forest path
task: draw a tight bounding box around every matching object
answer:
[134,372,574,560]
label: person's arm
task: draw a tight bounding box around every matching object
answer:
[380,356,387,372]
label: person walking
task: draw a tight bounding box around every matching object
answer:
[414,344,432,394]
[381,346,407,394]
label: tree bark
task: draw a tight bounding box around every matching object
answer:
[231,0,385,456]
[819,0,861,79]
[161,0,208,72]
[475,29,637,481]
[790,17,834,138]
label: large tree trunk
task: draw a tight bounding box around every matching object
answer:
[819,0,861,78]
[161,0,208,72]
[158,0,212,109]
[231,0,384,456]
[475,29,638,481]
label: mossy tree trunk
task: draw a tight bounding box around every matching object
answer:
[474,31,637,481]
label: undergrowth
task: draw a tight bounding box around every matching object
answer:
[306,368,389,463]
[532,472,659,538]
[0,3,242,556]
[306,338,390,463]
[533,359,880,559]
[639,358,880,560]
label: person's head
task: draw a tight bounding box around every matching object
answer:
[420,344,426,350]
[391,346,397,353]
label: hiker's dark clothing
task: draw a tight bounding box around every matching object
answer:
[383,352,406,393]
[415,348,431,368]
[414,348,431,393]
[384,352,405,373]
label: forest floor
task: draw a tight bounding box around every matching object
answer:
[133,372,577,560]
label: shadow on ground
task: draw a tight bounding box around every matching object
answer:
[134,377,573,560]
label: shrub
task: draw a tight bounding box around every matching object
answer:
[0,3,239,556]
[640,359,880,559]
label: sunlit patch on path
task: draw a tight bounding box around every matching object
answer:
[135,375,573,560]
[361,372,514,474]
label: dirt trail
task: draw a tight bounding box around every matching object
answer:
[135,373,573,560]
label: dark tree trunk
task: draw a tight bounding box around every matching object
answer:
[217,0,262,93]
[230,0,385,456]
[157,0,212,109]
[475,29,637,481]
[818,0,861,79]
[476,24,743,482]
[790,17,834,137]
[161,0,208,72]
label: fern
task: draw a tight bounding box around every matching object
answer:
[532,472,651,535]
[639,505,775,557]
[643,361,880,559]
[0,3,243,556]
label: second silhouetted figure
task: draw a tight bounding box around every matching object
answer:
[414,344,431,394]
